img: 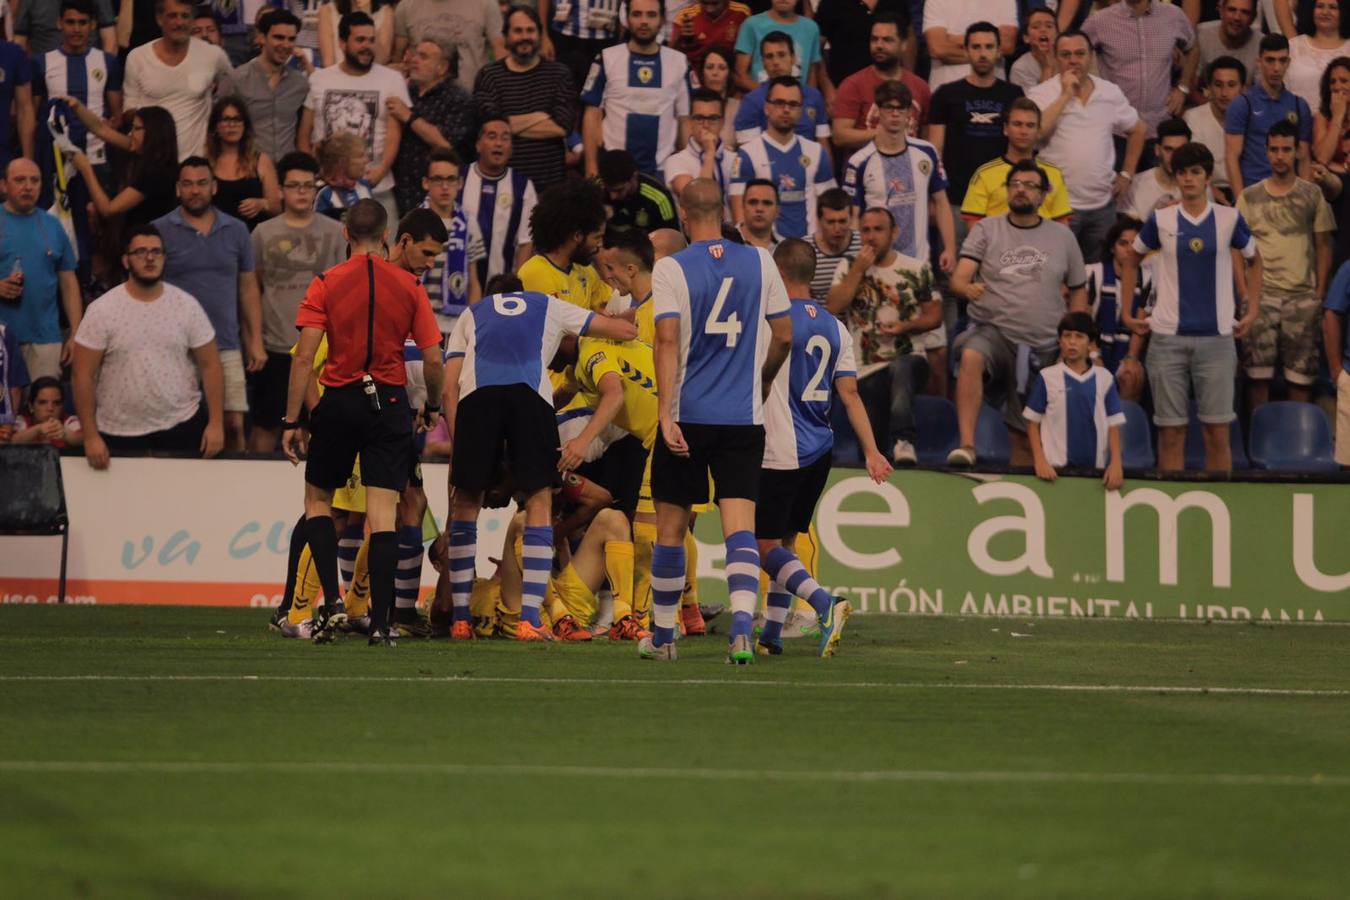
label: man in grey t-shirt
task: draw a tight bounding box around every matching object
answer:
[948,159,1088,466]
[246,151,346,452]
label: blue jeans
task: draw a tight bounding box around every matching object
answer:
[1070,199,1118,264]
[857,354,930,446]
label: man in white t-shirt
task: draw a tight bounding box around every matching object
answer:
[71,224,225,470]
[122,0,232,160]
[922,0,1018,91]
[298,10,410,233]
[1184,55,1246,198]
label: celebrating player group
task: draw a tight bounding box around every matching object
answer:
[277,179,890,663]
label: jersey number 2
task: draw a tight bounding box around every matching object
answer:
[704,277,742,348]
[802,335,831,402]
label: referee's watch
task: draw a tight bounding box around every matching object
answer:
[281,418,303,430]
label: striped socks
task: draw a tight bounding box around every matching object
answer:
[448,520,476,624]
[761,580,792,646]
[337,520,363,594]
[520,526,553,628]
[650,543,685,647]
[763,546,833,620]
[724,531,760,641]
[395,525,423,612]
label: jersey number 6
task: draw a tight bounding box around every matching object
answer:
[704,277,742,348]
[494,294,527,316]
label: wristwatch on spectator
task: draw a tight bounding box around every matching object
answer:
[1117,170,1132,181]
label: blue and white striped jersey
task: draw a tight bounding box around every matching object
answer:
[1133,203,1256,337]
[446,291,594,402]
[729,133,835,239]
[652,239,791,426]
[460,164,536,282]
[1024,363,1125,469]
[763,298,856,470]
[580,44,690,174]
[35,48,122,165]
[548,0,621,41]
[843,138,947,261]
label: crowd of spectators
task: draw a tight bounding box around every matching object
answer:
[2,0,1350,473]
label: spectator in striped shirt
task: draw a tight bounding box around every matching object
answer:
[809,188,861,302]
[459,117,537,284]
[540,0,621,93]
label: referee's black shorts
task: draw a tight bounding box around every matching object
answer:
[651,422,764,508]
[451,384,560,495]
[306,382,414,493]
[755,451,832,539]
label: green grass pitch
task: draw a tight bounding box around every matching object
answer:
[2,606,1349,899]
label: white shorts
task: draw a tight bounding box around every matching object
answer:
[219,349,249,413]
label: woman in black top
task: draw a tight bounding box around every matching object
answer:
[60,100,180,230]
[206,97,281,229]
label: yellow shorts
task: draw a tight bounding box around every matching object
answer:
[332,457,366,513]
[549,563,597,622]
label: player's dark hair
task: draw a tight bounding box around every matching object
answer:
[1265,118,1301,146]
[425,148,462,173]
[870,11,909,38]
[1156,117,1192,142]
[485,274,524,294]
[276,151,319,182]
[861,205,896,227]
[760,30,795,53]
[1205,55,1247,87]
[964,20,999,46]
[59,0,97,18]
[1170,142,1215,176]
[122,223,164,254]
[396,208,449,244]
[1320,57,1350,118]
[1101,214,1143,262]
[603,227,655,271]
[338,10,374,41]
[258,7,301,33]
[177,155,213,179]
[477,115,511,137]
[690,88,725,110]
[773,238,816,287]
[598,149,638,186]
[503,4,542,36]
[874,79,912,110]
[744,178,779,201]
[1058,311,1099,344]
[766,74,803,98]
[1005,158,1050,192]
[345,197,388,242]
[530,180,608,254]
[1258,33,1290,56]
[817,187,852,212]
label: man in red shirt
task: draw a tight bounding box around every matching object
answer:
[833,13,931,153]
[670,0,751,71]
[281,199,445,647]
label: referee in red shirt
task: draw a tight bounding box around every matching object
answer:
[281,199,445,647]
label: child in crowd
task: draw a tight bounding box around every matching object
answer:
[10,377,83,449]
[314,132,374,221]
[1084,215,1152,403]
[1024,312,1126,490]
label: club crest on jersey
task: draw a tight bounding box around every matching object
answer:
[779,173,797,191]
[93,68,105,83]
[637,66,654,84]
[918,158,931,176]
[498,191,513,208]
[1286,111,1298,123]
[806,303,818,318]
[709,243,724,259]
[806,107,817,120]
[1188,237,1205,254]
[798,154,810,168]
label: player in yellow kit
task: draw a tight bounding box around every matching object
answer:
[517,179,612,312]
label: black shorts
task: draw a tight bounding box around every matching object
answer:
[651,422,764,508]
[305,382,415,493]
[451,385,560,495]
[755,451,832,539]
[576,433,647,515]
[246,351,292,428]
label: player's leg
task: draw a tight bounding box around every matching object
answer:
[392,476,430,637]
[337,514,366,596]
[446,391,504,638]
[302,481,346,634]
[569,508,641,638]
[709,425,768,664]
[516,486,555,637]
[649,501,693,652]
[503,386,568,640]
[678,526,707,636]
[363,486,402,642]
[272,513,306,629]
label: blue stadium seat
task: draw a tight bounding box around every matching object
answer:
[914,395,958,466]
[1184,413,1248,470]
[974,404,1010,464]
[1120,400,1154,469]
[1248,402,1338,472]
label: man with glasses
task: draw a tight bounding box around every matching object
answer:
[154,156,262,452]
[732,30,830,154]
[730,76,835,239]
[247,151,346,453]
[420,149,485,339]
[72,224,225,470]
[665,89,737,222]
[949,159,1089,466]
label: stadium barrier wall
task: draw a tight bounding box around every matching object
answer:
[1,459,1348,622]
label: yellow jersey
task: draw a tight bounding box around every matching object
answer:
[630,293,655,347]
[518,254,611,312]
[961,156,1073,222]
[576,337,658,449]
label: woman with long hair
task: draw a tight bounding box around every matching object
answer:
[59,100,180,229]
[206,97,281,228]
[1313,56,1350,170]
[10,377,83,449]
[318,0,392,67]
[698,46,740,150]
[1287,0,1350,110]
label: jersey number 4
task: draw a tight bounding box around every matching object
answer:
[704,277,742,348]
[802,335,831,402]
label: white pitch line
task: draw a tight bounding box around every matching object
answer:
[0,674,1346,697]
[0,759,1346,788]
